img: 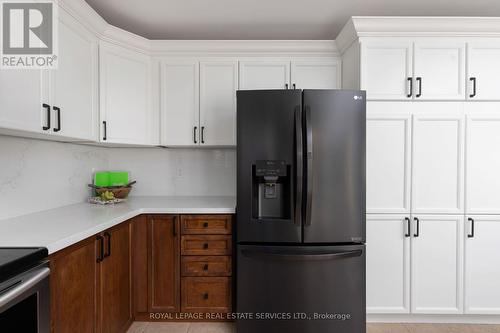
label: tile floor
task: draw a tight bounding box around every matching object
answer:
[127,322,500,333]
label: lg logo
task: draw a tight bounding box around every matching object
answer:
[353,95,363,100]
[2,2,53,54]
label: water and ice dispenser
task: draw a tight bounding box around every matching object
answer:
[252,160,291,219]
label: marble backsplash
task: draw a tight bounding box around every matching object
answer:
[0,136,236,220]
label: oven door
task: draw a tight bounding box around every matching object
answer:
[0,265,50,333]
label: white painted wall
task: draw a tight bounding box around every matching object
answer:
[0,136,236,220]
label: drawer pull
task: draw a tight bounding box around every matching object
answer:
[203,243,209,249]
[203,292,209,300]
[203,222,209,228]
[203,264,209,271]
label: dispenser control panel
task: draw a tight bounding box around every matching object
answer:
[255,160,287,177]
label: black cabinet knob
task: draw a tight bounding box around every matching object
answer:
[203,264,209,271]
[203,222,209,228]
[203,293,209,300]
[203,243,209,249]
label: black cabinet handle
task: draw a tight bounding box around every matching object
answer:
[285,83,289,89]
[469,77,477,98]
[53,106,61,132]
[413,217,420,237]
[293,83,296,89]
[468,218,475,238]
[203,292,209,300]
[203,243,209,249]
[416,77,422,98]
[102,121,107,141]
[96,235,104,263]
[203,264,209,271]
[201,126,205,144]
[203,222,209,228]
[173,216,177,237]
[104,232,111,258]
[42,104,51,130]
[407,78,413,98]
[193,126,198,144]
[404,217,411,237]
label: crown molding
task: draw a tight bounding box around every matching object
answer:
[336,16,500,54]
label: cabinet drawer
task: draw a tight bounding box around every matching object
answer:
[181,277,231,313]
[181,235,232,256]
[181,256,232,277]
[181,215,232,235]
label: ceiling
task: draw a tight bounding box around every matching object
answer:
[84,0,500,40]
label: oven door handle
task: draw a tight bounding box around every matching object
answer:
[0,267,49,308]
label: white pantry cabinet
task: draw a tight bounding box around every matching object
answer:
[290,59,340,89]
[366,102,411,214]
[413,41,466,100]
[46,9,98,141]
[239,60,290,90]
[410,215,464,314]
[411,103,465,214]
[360,40,413,100]
[366,215,410,314]
[199,61,238,146]
[161,61,200,146]
[99,42,154,145]
[465,103,500,214]
[464,216,500,314]
[467,42,500,100]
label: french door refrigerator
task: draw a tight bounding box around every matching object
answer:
[236,89,366,333]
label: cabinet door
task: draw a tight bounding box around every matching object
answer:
[161,61,199,146]
[100,42,152,144]
[414,41,466,100]
[149,215,180,312]
[465,103,500,214]
[290,59,340,89]
[0,70,46,134]
[99,222,132,333]
[411,103,465,214]
[366,215,410,314]
[411,215,464,314]
[465,216,500,314]
[467,42,500,100]
[50,237,97,333]
[200,61,238,146]
[360,40,413,100]
[49,10,98,141]
[366,102,411,213]
[239,60,290,90]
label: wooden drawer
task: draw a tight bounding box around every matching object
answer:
[181,235,232,256]
[181,256,232,277]
[181,215,232,235]
[181,277,231,313]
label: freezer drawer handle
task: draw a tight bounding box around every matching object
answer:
[241,249,362,261]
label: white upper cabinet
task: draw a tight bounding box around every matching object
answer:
[467,42,500,100]
[239,60,290,90]
[200,61,238,146]
[47,10,98,141]
[0,70,46,134]
[411,215,464,314]
[366,215,410,314]
[413,41,466,100]
[465,215,500,314]
[411,103,465,214]
[161,61,200,146]
[360,40,413,100]
[465,103,500,214]
[99,42,154,145]
[366,102,411,214]
[290,59,340,89]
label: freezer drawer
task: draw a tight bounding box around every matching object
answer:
[236,244,366,333]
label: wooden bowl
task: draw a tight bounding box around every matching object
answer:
[95,186,132,199]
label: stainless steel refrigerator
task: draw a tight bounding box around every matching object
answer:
[236,89,366,333]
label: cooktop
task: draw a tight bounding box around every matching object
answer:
[0,248,48,283]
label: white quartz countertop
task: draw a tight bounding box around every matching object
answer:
[0,196,235,254]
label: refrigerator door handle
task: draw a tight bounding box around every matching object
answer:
[304,105,313,226]
[241,248,362,261]
[294,106,303,226]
